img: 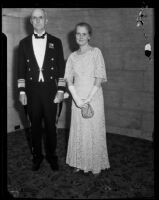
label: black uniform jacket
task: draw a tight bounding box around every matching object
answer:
[17,33,65,93]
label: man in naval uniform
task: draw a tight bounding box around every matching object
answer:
[17,8,65,171]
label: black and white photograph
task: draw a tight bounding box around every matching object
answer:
[2,4,154,199]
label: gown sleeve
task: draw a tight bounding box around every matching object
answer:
[64,54,74,85]
[93,48,107,82]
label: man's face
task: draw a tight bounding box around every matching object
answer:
[30,9,47,33]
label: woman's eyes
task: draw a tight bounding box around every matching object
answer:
[32,16,44,20]
[76,33,87,36]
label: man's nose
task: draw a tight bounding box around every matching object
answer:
[36,18,40,23]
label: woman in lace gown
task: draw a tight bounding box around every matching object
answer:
[64,22,110,175]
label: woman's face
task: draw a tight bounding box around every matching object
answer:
[75,26,90,46]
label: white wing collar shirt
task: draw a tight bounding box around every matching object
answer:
[32,31,47,82]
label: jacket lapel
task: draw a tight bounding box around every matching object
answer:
[42,33,55,69]
[28,35,39,68]
[42,34,49,69]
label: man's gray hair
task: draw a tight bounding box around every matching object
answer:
[31,8,48,19]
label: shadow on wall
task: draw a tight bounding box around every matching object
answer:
[24,15,33,35]
[67,29,78,52]
[59,60,72,130]
[63,30,79,130]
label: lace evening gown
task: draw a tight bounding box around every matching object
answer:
[64,47,110,174]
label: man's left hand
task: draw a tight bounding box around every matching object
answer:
[54,91,64,103]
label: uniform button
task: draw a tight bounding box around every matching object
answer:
[50,76,53,79]
[30,77,32,80]
[51,58,54,61]
[28,68,31,71]
[51,67,54,70]
[27,59,29,62]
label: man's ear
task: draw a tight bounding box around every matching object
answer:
[45,19,48,24]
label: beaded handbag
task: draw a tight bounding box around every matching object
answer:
[81,103,94,118]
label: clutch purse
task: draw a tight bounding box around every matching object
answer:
[81,103,94,119]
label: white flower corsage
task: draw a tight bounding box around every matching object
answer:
[49,43,54,49]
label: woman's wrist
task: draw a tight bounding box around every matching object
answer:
[84,97,91,104]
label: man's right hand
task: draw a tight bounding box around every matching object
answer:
[19,93,27,105]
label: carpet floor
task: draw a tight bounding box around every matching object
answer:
[7,129,154,199]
